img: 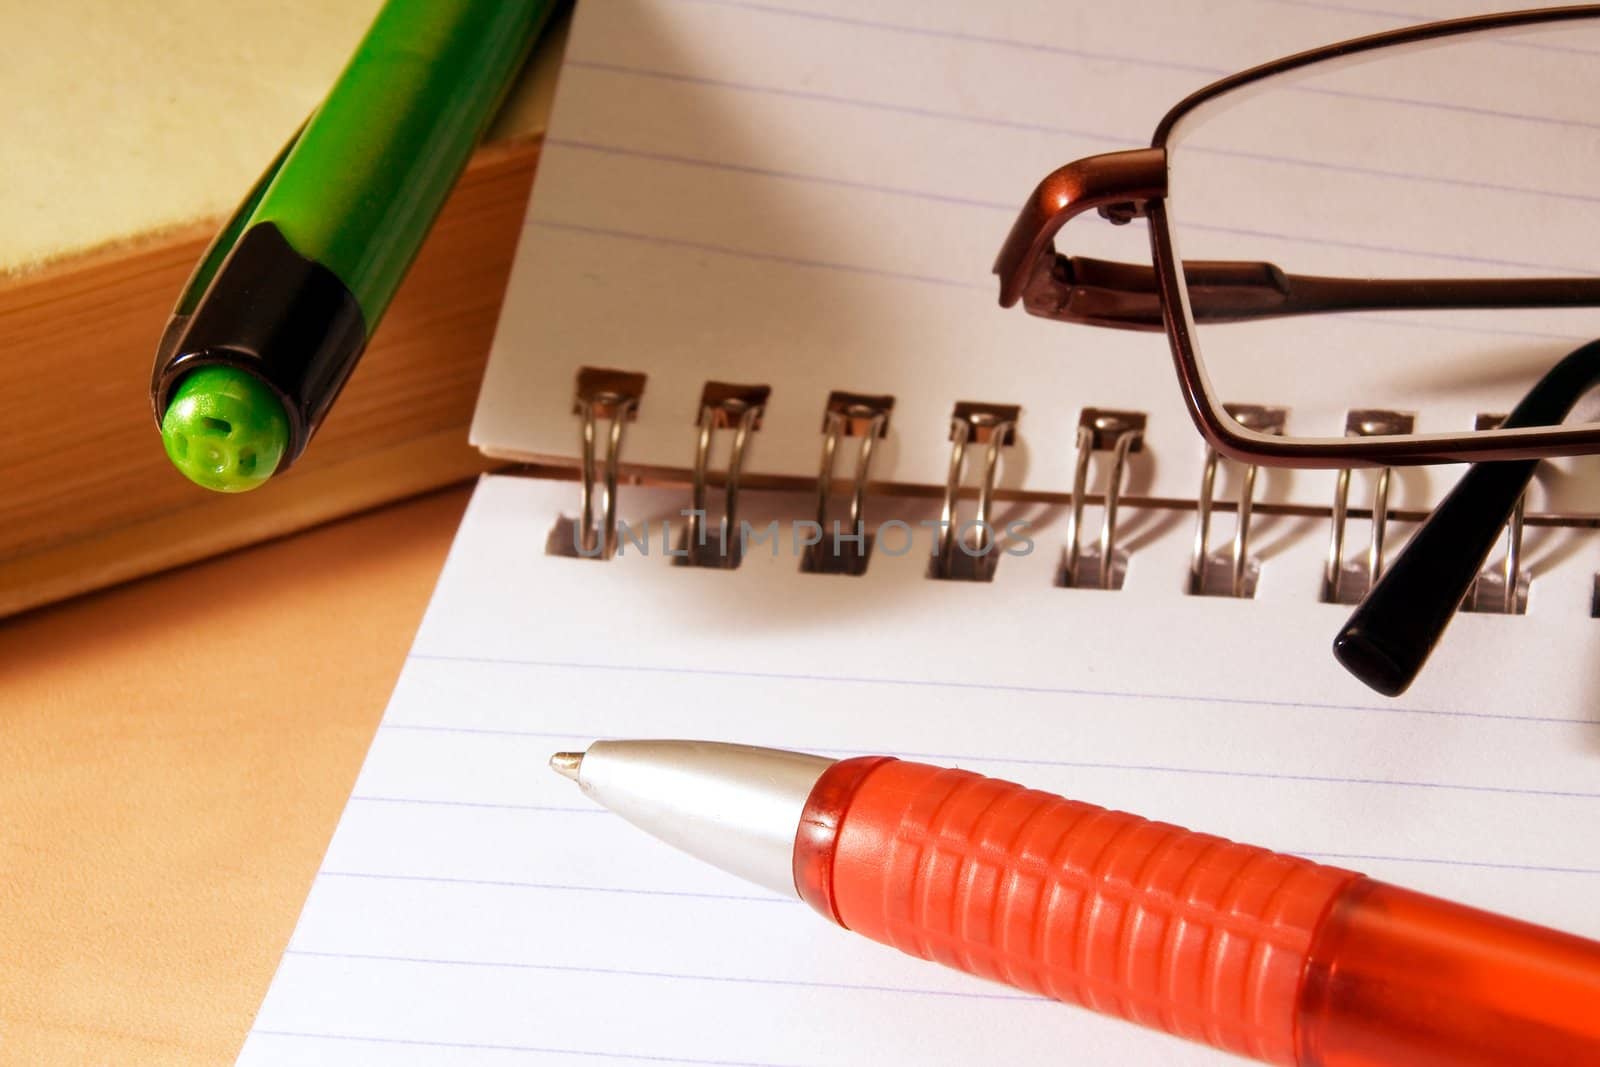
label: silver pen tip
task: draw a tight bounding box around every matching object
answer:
[549,751,584,781]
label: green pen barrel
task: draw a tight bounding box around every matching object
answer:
[152,0,558,491]
[251,0,554,327]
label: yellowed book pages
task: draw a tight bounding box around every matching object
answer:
[2,1,564,274]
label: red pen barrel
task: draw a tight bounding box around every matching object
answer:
[1297,878,1600,1066]
[792,758,1600,1067]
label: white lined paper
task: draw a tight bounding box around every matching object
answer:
[240,476,1600,1066]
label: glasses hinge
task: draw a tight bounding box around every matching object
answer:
[1097,199,1151,225]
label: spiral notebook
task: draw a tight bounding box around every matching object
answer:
[240,1,1600,1064]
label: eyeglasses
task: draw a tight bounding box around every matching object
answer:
[996,7,1600,695]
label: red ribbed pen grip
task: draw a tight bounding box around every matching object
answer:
[796,759,1359,1064]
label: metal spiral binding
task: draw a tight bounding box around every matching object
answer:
[551,367,646,559]
[1463,412,1530,615]
[678,381,771,568]
[1189,404,1287,598]
[1059,408,1145,590]
[803,392,893,576]
[930,402,1019,582]
[542,368,1592,603]
[1322,409,1414,604]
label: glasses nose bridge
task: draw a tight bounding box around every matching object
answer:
[995,147,1168,309]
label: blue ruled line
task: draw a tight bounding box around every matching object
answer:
[660,0,1600,124]
[668,0,1226,74]
[370,725,1600,801]
[317,870,792,905]
[1295,851,1600,876]
[1260,0,1600,58]
[283,948,1039,1003]
[400,649,1593,727]
[248,1029,802,1066]
[350,796,603,814]
[527,219,986,292]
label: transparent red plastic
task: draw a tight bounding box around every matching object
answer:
[1297,879,1600,1067]
[795,758,1600,1066]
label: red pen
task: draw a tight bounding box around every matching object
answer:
[551,740,1600,1067]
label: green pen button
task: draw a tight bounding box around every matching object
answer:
[160,366,290,492]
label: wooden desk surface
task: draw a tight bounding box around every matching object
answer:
[0,485,473,1065]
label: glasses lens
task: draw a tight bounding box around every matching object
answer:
[1163,17,1600,447]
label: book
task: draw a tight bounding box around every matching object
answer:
[0,11,569,619]
[240,1,1600,1064]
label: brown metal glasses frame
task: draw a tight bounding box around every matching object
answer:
[994,4,1600,469]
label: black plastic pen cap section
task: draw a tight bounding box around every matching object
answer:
[149,221,367,471]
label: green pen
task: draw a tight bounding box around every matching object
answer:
[152,0,560,492]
